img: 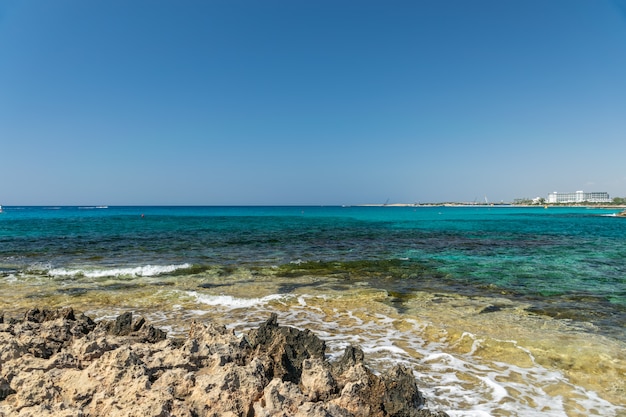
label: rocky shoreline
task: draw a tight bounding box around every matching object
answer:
[0,307,449,417]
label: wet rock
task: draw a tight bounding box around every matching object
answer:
[381,365,425,416]
[110,311,133,335]
[333,345,366,375]
[100,311,166,343]
[247,313,326,382]
[0,308,450,417]
[25,306,75,323]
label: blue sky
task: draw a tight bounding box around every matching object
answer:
[1,0,626,205]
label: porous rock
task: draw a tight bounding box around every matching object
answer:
[0,307,450,417]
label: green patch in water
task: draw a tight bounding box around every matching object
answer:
[169,264,212,276]
[275,259,439,280]
[152,281,175,287]
[217,265,239,277]
[198,282,233,289]
[57,287,90,296]
[103,283,143,291]
[276,280,326,294]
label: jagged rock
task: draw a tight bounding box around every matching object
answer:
[0,307,451,417]
[109,311,133,335]
[255,378,306,416]
[100,311,167,343]
[24,306,76,323]
[381,365,426,416]
[247,313,326,382]
[301,358,338,401]
[333,345,366,376]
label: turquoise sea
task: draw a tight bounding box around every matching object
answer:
[1,205,625,416]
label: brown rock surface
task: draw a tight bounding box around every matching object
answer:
[0,308,449,417]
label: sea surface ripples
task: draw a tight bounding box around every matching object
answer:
[1,205,625,416]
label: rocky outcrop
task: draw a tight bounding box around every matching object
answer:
[0,308,449,417]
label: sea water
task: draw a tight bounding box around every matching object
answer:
[1,205,625,416]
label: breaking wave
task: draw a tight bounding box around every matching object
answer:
[187,291,289,309]
[48,263,192,278]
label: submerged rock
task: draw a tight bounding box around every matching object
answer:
[0,307,450,417]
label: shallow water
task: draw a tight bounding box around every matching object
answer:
[1,205,625,416]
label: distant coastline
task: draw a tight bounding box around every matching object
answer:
[359,202,626,209]
[2,203,626,210]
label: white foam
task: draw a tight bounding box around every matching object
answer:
[188,292,288,309]
[4,274,18,283]
[478,374,508,402]
[446,411,493,417]
[364,344,408,355]
[48,263,192,278]
[297,296,308,306]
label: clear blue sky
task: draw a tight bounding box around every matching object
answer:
[1,0,626,205]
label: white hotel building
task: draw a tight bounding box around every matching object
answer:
[547,190,611,204]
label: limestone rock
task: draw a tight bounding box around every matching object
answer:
[247,313,326,382]
[0,308,450,417]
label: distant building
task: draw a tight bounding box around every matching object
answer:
[547,190,611,203]
[531,197,544,205]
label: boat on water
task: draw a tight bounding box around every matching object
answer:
[617,210,626,217]
[0,205,3,213]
